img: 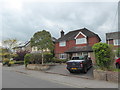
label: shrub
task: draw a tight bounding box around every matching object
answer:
[44,53,53,63]
[52,57,68,63]
[14,61,24,64]
[92,43,115,70]
[14,50,30,61]
[3,58,9,65]
[24,54,32,67]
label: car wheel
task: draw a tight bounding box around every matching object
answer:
[83,66,87,73]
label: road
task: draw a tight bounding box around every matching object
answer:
[2,67,74,88]
[2,65,118,88]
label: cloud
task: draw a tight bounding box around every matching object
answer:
[1,1,118,43]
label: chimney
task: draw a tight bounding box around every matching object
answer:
[60,30,64,37]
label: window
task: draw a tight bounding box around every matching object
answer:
[114,39,120,45]
[76,38,87,44]
[59,41,66,47]
[59,54,67,59]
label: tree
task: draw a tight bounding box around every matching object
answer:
[2,38,18,60]
[92,43,114,70]
[30,30,54,65]
[2,38,18,52]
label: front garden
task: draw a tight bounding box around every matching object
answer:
[92,43,120,82]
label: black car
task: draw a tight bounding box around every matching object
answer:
[66,56,92,73]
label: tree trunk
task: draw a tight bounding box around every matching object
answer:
[41,50,44,65]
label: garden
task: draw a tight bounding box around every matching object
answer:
[92,43,120,82]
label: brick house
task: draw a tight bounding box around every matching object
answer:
[106,31,120,48]
[54,28,101,60]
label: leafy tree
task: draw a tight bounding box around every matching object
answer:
[30,30,54,65]
[92,43,114,70]
[2,38,18,60]
[2,38,18,51]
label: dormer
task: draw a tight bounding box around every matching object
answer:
[74,32,87,45]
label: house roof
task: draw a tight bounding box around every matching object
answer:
[106,31,120,40]
[65,46,93,53]
[56,28,101,42]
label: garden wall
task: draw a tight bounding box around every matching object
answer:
[93,69,118,83]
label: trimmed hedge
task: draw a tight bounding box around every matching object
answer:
[24,53,54,66]
[52,57,68,63]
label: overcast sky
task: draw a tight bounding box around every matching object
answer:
[1,0,118,45]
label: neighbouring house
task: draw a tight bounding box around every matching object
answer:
[54,28,101,61]
[13,41,32,53]
[106,31,120,48]
[13,37,57,54]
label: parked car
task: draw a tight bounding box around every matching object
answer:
[66,56,92,73]
[115,58,120,69]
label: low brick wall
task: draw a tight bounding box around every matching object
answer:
[93,69,118,83]
[27,64,50,71]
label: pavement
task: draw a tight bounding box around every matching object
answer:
[2,65,118,88]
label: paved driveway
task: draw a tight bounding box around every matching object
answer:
[45,64,94,79]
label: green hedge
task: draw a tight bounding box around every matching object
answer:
[24,53,54,66]
[52,57,68,63]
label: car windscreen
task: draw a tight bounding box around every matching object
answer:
[72,56,84,60]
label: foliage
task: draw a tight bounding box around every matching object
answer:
[44,53,53,63]
[30,30,54,65]
[24,54,32,67]
[13,50,30,61]
[52,57,68,63]
[116,47,120,58]
[3,58,9,65]
[2,38,18,52]
[92,43,115,70]
[24,53,54,66]
[14,61,24,64]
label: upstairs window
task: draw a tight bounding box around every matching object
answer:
[59,41,66,47]
[76,38,87,44]
[114,39,120,45]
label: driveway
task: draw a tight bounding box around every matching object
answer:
[45,64,94,79]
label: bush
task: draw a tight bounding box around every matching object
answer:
[3,58,9,65]
[92,43,115,70]
[44,53,53,63]
[24,54,32,67]
[14,50,30,61]
[52,57,68,63]
[14,61,24,64]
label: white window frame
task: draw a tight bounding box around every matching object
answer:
[59,41,66,47]
[114,39,120,45]
[76,38,87,44]
[59,53,67,59]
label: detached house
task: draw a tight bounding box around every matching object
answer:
[106,31,120,48]
[54,28,101,60]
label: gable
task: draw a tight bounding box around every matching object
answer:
[75,32,86,39]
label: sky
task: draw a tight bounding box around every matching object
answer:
[1,0,119,45]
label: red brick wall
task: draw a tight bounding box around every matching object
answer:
[88,37,100,46]
[76,33,85,38]
[107,40,114,45]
